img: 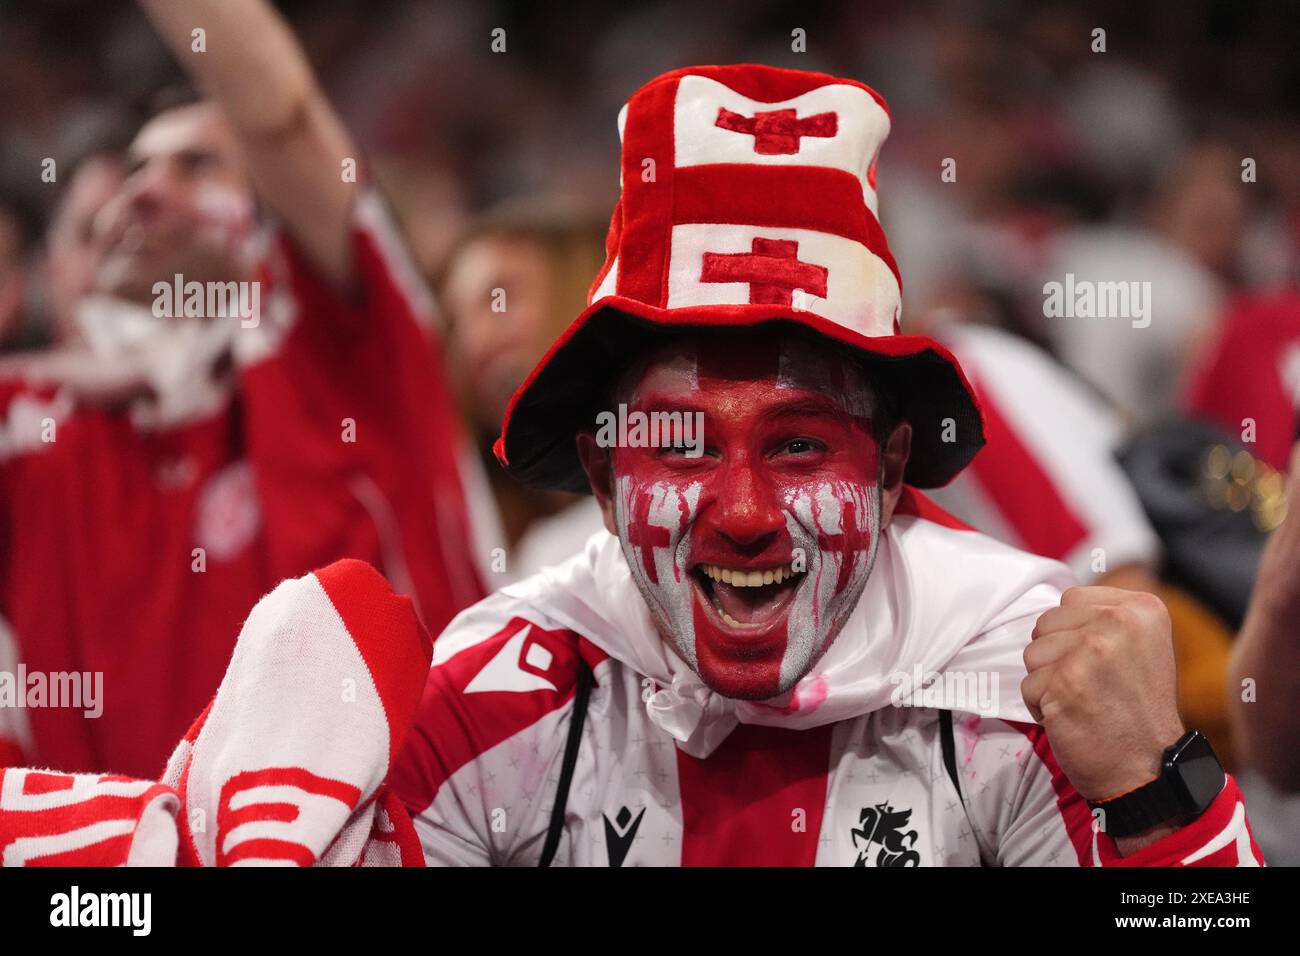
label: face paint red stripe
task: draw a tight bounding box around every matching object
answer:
[694,335,783,384]
[692,593,786,697]
[676,722,833,865]
[615,340,881,701]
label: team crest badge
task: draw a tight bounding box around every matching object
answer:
[194,460,262,560]
[850,801,921,867]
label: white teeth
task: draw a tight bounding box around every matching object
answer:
[697,562,806,629]
[699,563,801,588]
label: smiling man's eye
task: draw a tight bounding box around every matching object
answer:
[781,438,822,455]
[660,440,698,458]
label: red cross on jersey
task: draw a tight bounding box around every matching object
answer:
[714,107,838,154]
[700,237,829,307]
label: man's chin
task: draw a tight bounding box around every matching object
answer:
[695,663,804,702]
[94,258,157,308]
[691,628,808,701]
[662,582,817,700]
[687,611,849,703]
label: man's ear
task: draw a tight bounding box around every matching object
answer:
[878,420,912,528]
[576,432,618,535]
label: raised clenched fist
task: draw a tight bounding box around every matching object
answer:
[1022,586,1185,804]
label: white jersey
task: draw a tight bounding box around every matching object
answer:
[390,490,1261,867]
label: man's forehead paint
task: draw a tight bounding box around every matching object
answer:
[776,339,876,421]
[616,347,699,406]
[694,335,783,384]
[621,335,875,420]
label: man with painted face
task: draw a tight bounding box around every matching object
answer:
[589,331,889,703]
[390,65,1263,866]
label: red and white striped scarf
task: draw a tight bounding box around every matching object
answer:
[0,559,428,867]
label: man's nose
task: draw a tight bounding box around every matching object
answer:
[704,460,786,551]
[120,162,173,218]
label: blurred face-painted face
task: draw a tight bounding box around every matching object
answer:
[608,332,883,700]
[96,103,256,307]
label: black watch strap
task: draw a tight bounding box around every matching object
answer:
[1088,730,1225,839]
[1092,775,1188,838]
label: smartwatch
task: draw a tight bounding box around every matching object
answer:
[1087,730,1226,838]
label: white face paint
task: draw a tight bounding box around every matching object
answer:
[194,183,258,267]
[615,471,882,698]
[620,350,700,406]
[780,479,881,688]
[613,475,704,669]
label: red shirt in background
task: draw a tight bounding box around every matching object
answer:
[1183,287,1300,471]
[0,190,483,777]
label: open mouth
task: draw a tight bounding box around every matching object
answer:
[691,561,807,630]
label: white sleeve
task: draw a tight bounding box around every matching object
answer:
[958,714,1265,867]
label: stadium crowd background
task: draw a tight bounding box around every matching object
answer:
[6,0,1300,340]
[2,0,1300,863]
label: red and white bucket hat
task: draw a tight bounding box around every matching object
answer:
[495,63,985,491]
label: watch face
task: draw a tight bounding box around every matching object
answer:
[1170,733,1225,812]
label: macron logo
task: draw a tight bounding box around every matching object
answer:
[464,625,558,694]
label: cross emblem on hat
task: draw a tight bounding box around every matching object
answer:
[714,107,838,154]
[495,66,984,495]
[700,237,828,306]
